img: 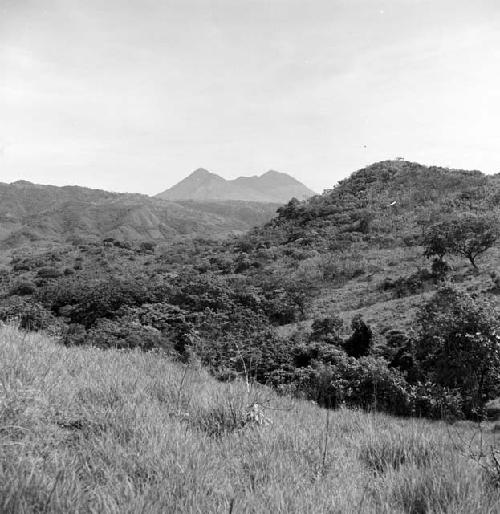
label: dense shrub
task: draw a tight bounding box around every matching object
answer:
[343,315,373,358]
[36,266,63,279]
[409,381,464,420]
[139,241,157,253]
[380,269,434,298]
[62,323,88,346]
[38,277,156,327]
[10,281,37,296]
[288,356,413,415]
[85,319,167,351]
[414,287,500,417]
[0,297,61,333]
[310,315,343,343]
[192,308,285,382]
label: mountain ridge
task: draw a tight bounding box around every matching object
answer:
[156,169,315,203]
[0,180,280,248]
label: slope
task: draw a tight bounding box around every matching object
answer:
[228,160,500,331]
[1,325,498,513]
[0,180,280,248]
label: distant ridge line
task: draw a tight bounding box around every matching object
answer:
[156,169,315,203]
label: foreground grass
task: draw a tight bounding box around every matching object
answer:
[1,326,499,513]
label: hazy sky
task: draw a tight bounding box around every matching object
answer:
[1,0,499,195]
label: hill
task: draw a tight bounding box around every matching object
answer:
[232,160,500,325]
[0,180,280,248]
[156,168,315,202]
[1,160,499,424]
[1,325,498,513]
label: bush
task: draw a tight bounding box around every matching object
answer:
[343,315,373,358]
[310,315,343,343]
[415,287,500,417]
[38,277,155,327]
[380,269,434,298]
[0,297,61,333]
[10,281,37,296]
[36,267,63,279]
[139,241,157,253]
[430,258,450,281]
[410,382,464,420]
[85,319,167,351]
[287,356,413,415]
[62,323,88,346]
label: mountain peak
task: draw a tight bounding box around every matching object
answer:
[184,168,224,182]
[257,170,303,186]
[157,169,315,203]
[190,168,212,177]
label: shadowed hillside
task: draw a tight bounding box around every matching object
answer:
[0,181,280,247]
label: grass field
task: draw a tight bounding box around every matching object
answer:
[1,325,499,513]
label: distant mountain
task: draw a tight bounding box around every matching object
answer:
[156,169,315,203]
[0,180,279,248]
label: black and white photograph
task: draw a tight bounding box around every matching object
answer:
[1,0,500,512]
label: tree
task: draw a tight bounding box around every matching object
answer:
[446,215,497,269]
[415,287,500,417]
[423,222,449,262]
[311,314,343,344]
[277,197,301,219]
[423,215,497,269]
[343,315,373,358]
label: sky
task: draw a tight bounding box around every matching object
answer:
[1,0,500,195]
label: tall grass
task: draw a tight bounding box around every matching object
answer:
[1,325,499,513]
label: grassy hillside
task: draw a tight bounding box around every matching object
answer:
[1,325,499,513]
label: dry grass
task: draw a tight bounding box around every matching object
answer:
[1,325,499,513]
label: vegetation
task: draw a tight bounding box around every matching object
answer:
[423,214,498,269]
[415,287,500,418]
[2,160,500,511]
[1,326,498,513]
[2,161,500,422]
[0,180,280,247]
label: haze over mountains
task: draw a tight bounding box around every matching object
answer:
[156,169,315,203]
